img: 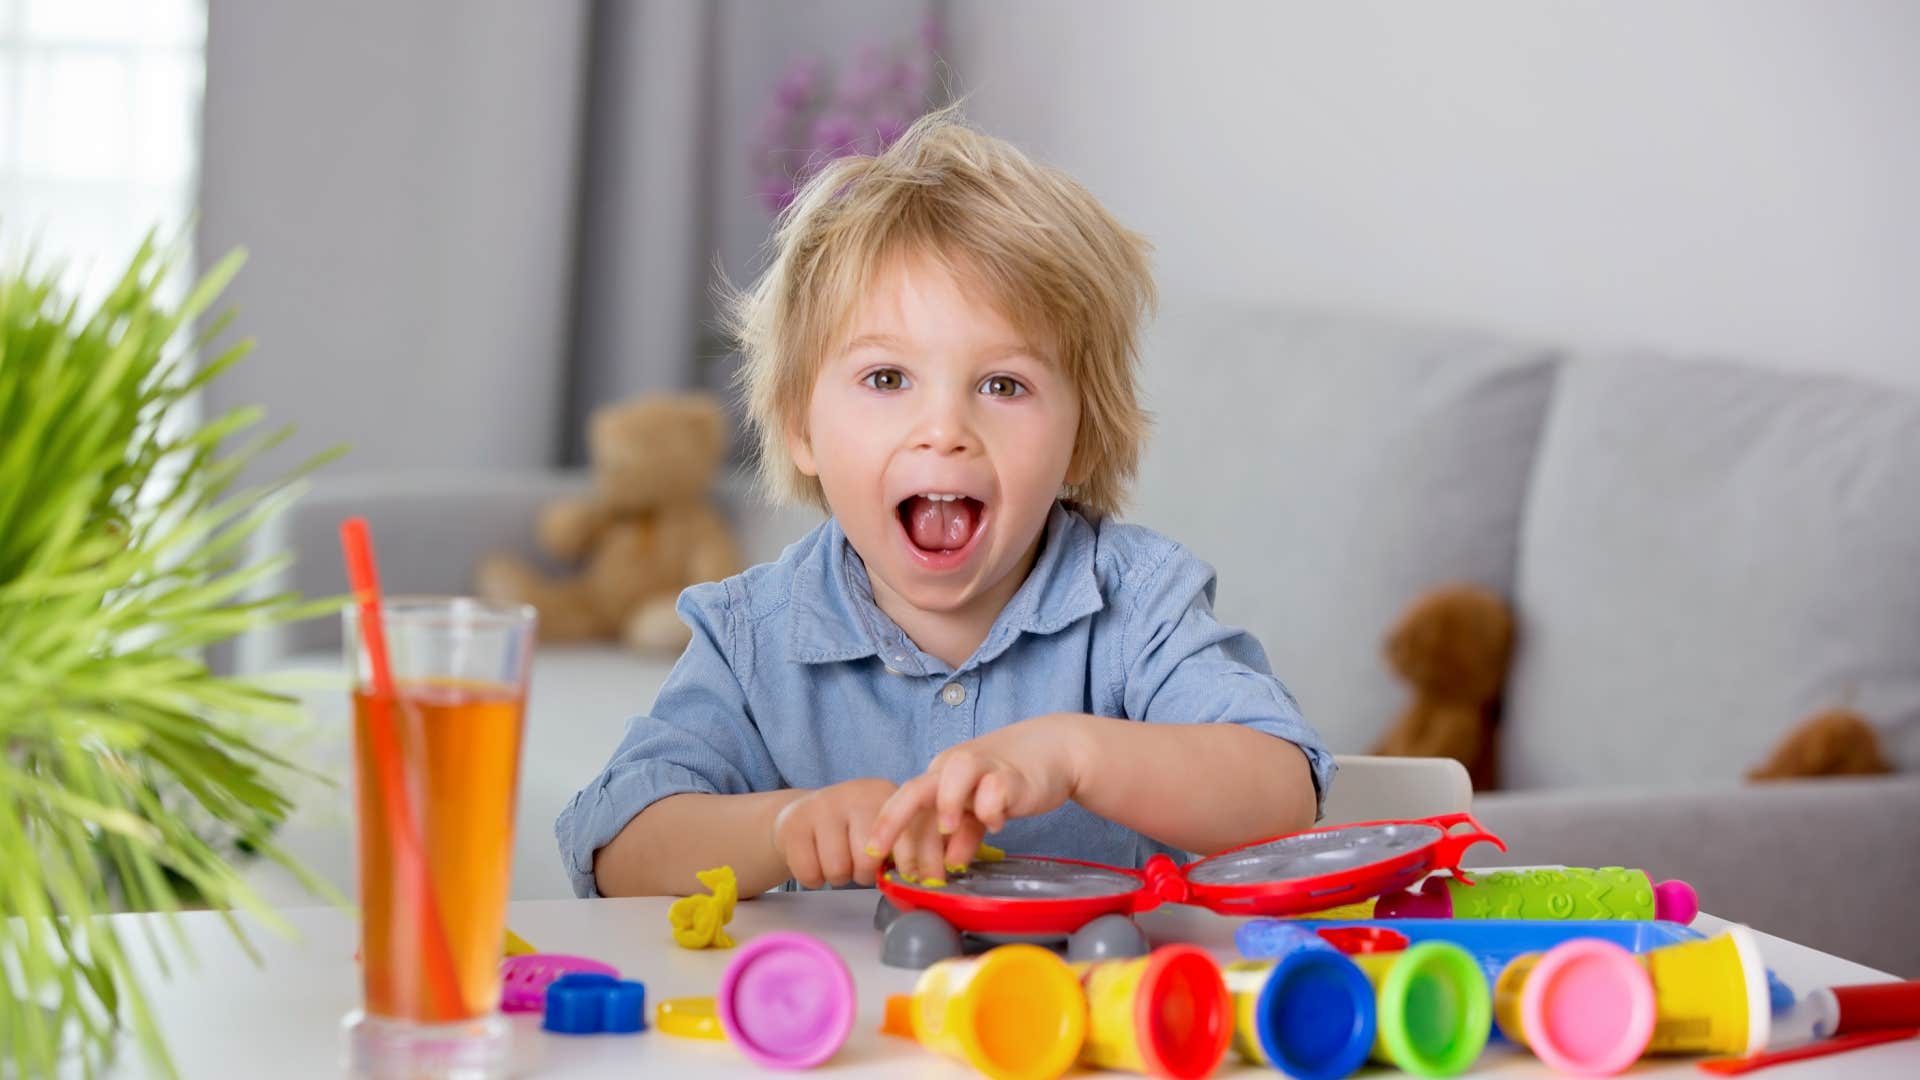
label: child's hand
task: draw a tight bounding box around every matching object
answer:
[771,777,946,889]
[866,715,1088,873]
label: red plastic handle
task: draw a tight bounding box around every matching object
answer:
[1428,813,1507,882]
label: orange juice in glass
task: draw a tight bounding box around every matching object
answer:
[341,597,534,1079]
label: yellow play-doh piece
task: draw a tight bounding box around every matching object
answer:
[895,842,1006,887]
[657,996,727,1040]
[669,865,739,949]
[503,928,537,956]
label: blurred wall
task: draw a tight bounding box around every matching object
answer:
[951,0,1920,386]
[199,1,590,478]
[199,0,926,476]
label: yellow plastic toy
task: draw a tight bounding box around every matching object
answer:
[502,928,537,957]
[669,865,738,949]
[882,944,1087,1080]
[657,996,727,1040]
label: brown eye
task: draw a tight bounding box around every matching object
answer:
[864,369,906,391]
[980,375,1026,398]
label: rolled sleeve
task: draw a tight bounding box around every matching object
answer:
[1119,545,1337,813]
[554,584,782,897]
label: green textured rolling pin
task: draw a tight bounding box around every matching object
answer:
[1375,868,1698,921]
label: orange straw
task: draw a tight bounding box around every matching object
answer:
[340,517,464,1019]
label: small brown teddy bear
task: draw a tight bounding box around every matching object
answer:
[475,394,743,653]
[1748,707,1893,780]
[1372,584,1516,791]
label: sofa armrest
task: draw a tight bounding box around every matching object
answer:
[239,468,823,670]
[236,470,592,668]
[1473,776,1920,976]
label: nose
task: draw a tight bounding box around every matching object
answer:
[910,385,977,457]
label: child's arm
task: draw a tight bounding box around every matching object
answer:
[591,789,805,898]
[1074,715,1317,848]
[562,582,954,897]
[557,585,792,898]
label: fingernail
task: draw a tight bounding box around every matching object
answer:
[945,862,965,875]
[864,845,881,857]
[938,821,954,835]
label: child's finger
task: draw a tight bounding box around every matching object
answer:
[934,751,988,834]
[816,825,854,886]
[891,833,923,884]
[973,771,1010,832]
[850,821,885,886]
[942,814,988,874]
[785,829,824,890]
[913,815,947,886]
[865,773,937,859]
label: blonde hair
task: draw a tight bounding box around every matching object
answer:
[725,106,1155,519]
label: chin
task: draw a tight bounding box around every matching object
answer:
[877,566,987,614]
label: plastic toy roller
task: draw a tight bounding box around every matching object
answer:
[1375,867,1698,923]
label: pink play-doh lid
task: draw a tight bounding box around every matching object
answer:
[716,931,856,1070]
[1520,939,1657,1076]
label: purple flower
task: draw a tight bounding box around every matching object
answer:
[810,111,859,155]
[775,59,823,109]
[750,16,947,215]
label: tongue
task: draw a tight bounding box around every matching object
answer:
[907,497,979,552]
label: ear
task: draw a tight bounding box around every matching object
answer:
[1064,441,1094,488]
[785,419,818,478]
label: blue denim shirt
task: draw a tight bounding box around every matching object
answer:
[556,502,1334,897]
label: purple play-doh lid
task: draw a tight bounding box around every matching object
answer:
[716,931,856,1069]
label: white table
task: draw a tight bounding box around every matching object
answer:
[107,890,1915,1079]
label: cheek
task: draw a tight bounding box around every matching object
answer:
[1033,400,1082,472]
[807,397,889,475]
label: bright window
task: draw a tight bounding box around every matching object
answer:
[0,0,206,304]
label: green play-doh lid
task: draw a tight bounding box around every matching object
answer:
[1374,941,1492,1077]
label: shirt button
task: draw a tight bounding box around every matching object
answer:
[941,682,966,706]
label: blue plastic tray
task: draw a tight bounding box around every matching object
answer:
[1258,919,1794,1016]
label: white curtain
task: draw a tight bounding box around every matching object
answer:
[0,0,206,305]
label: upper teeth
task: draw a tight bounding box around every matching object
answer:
[920,493,964,502]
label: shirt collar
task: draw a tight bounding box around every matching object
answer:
[788,501,1105,669]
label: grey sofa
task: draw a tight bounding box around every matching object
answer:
[242,300,1920,977]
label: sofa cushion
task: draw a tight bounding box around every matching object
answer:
[1504,353,1920,789]
[1132,301,1558,752]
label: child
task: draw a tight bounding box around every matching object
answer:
[558,110,1333,899]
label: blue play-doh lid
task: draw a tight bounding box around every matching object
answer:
[1255,948,1377,1080]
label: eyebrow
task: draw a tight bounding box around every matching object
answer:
[841,333,1049,365]
[843,332,907,353]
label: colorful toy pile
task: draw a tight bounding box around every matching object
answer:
[494,819,1919,1077]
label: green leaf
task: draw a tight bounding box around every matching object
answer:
[1,242,340,1079]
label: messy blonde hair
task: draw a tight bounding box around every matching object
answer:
[725,106,1155,519]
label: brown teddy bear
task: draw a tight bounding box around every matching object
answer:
[475,394,743,653]
[1371,584,1516,791]
[1748,707,1894,780]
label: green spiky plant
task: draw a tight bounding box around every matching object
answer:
[0,239,341,1078]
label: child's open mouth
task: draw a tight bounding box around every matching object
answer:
[897,493,988,568]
